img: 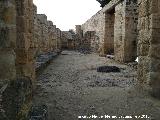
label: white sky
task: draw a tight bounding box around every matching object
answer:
[33,0,101,31]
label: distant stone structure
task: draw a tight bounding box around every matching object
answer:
[62,31,76,50]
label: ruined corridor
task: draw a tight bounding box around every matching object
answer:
[33,51,160,120]
[0,0,160,120]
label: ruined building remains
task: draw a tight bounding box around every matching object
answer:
[78,0,138,63]
[0,0,64,119]
[0,0,160,119]
[77,0,160,98]
[138,0,160,98]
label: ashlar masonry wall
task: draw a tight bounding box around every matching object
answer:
[0,1,63,119]
[0,0,34,119]
[33,9,62,55]
[138,0,160,98]
[81,10,105,54]
[113,0,138,62]
[81,0,138,62]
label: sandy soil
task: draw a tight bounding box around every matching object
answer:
[33,51,160,120]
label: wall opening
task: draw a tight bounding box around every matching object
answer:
[104,8,115,55]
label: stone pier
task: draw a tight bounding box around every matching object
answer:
[81,0,138,62]
[138,0,160,98]
[0,0,34,119]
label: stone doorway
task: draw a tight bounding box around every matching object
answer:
[104,8,115,55]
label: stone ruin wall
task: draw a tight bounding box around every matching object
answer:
[0,0,34,119]
[0,0,160,119]
[113,0,138,62]
[81,0,138,62]
[81,10,105,53]
[81,0,160,97]
[33,5,62,55]
[138,0,160,98]
[123,0,138,62]
[56,28,62,51]
[0,1,63,119]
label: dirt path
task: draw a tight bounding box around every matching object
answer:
[33,51,160,120]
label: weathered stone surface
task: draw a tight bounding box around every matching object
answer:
[0,50,16,80]
[138,0,160,98]
[76,25,83,39]
[0,0,63,119]
[81,0,138,62]
[34,13,62,54]
[81,10,105,54]
[0,0,17,80]
[0,0,35,119]
[62,31,77,50]
[1,77,32,120]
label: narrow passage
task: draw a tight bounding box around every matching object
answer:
[33,51,160,120]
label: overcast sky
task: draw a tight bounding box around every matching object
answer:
[33,0,101,31]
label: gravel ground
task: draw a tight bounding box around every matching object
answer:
[33,51,160,120]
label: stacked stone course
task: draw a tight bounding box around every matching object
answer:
[61,30,79,50]
[138,0,160,98]
[0,0,34,119]
[78,0,160,98]
[0,1,63,119]
[33,7,63,55]
[0,0,160,119]
[81,0,138,62]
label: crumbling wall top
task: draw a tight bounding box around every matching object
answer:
[102,0,122,12]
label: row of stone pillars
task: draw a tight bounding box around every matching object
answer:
[103,0,138,62]
[101,0,160,97]
[0,0,35,80]
[0,0,34,119]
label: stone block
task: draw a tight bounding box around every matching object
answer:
[1,77,32,120]
[0,26,10,48]
[28,48,35,62]
[16,61,35,80]
[0,25,16,49]
[148,72,160,98]
[150,57,160,72]
[138,29,151,44]
[150,0,159,14]
[138,43,150,56]
[138,56,150,84]
[16,33,30,49]
[149,44,160,59]
[138,0,149,17]
[16,16,27,33]
[2,5,16,25]
[16,0,28,16]
[150,14,160,29]
[0,50,16,80]
[16,49,28,64]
